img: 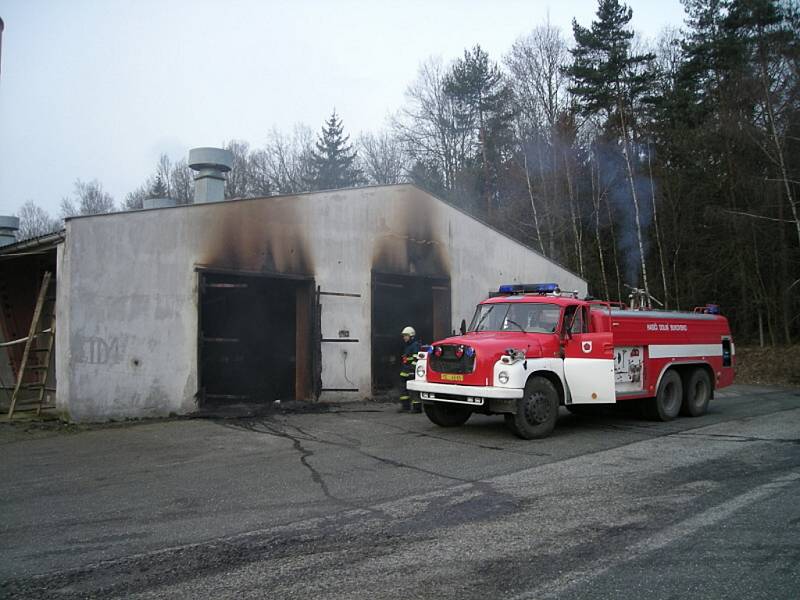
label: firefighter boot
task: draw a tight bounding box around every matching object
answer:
[398,397,411,412]
[411,401,422,413]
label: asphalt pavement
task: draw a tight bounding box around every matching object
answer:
[1,384,798,599]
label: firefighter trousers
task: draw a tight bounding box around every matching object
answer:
[399,369,421,411]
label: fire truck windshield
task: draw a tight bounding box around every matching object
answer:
[468,302,560,334]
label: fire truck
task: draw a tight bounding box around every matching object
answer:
[407,283,735,439]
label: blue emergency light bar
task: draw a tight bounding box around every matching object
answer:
[498,283,560,295]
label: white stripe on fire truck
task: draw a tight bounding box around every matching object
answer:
[648,344,725,359]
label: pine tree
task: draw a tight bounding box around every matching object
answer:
[444,45,515,218]
[567,0,655,133]
[149,174,167,199]
[567,0,657,297]
[306,110,363,191]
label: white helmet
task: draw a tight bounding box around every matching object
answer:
[401,326,416,337]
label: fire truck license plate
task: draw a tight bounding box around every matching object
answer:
[440,374,464,382]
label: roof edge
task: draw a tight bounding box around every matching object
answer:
[405,184,587,286]
[59,182,585,285]
[0,230,65,255]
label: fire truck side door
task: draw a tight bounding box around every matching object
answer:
[563,332,616,404]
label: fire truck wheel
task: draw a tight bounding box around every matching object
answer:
[505,377,559,439]
[646,369,683,421]
[422,402,472,428]
[680,368,712,417]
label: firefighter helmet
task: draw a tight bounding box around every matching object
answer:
[401,326,416,337]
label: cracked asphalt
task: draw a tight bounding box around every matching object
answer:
[1,384,799,599]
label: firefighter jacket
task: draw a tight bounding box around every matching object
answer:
[400,337,420,373]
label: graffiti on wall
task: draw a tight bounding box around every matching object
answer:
[75,335,125,365]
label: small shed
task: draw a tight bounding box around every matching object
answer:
[0,231,63,411]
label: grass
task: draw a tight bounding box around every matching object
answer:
[734,345,800,386]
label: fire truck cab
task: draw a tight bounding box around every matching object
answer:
[407,283,735,439]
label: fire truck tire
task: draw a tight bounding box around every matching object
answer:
[680,368,712,417]
[505,377,559,439]
[423,402,472,428]
[646,369,683,421]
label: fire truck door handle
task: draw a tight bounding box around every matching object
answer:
[603,343,613,351]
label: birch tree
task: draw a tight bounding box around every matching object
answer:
[567,0,656,296]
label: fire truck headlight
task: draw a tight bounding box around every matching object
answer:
[498,371,509,385]
[416,364,426,378]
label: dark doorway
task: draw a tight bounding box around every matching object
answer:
[0,244,59,410]
[371,272,450,394]
[198,271,314,406]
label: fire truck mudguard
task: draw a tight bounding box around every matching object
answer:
[409,283,735,439]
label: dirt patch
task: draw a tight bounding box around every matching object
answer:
[0,416,101,444]
[734,345,800,386]
[0,400,397,442]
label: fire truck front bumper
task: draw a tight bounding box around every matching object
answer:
[407,381,523,410]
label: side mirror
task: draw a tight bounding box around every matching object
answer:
[459,319,467,336]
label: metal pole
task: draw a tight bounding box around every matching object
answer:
[0,17,4,79]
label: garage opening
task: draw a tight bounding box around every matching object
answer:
[371,272,450,394]
[0,239,60,415]
[198,271,315,406]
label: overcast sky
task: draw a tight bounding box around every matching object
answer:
[0,0,686,216]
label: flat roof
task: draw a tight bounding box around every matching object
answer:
[61,183,586,285]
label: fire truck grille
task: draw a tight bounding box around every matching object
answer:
[429,345,475,374]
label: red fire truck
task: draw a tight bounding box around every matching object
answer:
[407,283,735,439]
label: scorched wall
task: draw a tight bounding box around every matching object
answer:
[56,185,586,421]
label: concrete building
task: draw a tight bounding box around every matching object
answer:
[2,184,585,421]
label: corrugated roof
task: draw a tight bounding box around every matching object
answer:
[0,230,65,257]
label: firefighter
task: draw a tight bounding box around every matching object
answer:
[398,326,421,413]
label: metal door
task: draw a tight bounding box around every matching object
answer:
[318,288,362,394]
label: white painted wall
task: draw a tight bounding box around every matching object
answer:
[57,185,585,421]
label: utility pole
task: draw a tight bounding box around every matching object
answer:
[0,17,5,80]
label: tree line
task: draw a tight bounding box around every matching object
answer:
[14,0,799,344]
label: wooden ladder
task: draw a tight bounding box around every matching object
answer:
[8,271,56,419]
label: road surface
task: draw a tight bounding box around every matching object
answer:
[1,384,798,598]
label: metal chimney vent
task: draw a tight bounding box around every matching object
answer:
[0,215,20,247]
[188,147,234,204]
[142,197,177,210]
